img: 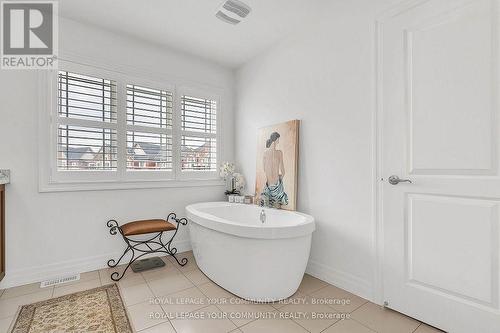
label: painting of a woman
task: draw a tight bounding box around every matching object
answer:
[255,120,299,211]
[261,132,288,206]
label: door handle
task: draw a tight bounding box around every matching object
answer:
[388,175,412,185]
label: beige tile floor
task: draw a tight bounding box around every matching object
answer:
[0,251,445,333]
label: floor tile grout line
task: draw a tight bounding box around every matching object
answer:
[155,277,197,295]
[180,270,203,285]
[346,299,370,314]
[305,282,331,296]
[208,294,281,330]
[412,323,423,332]
[147,282,196,302]
[233,309,278,329]
[275,306,313,333]
[235,308,309,333]
[135,319,176,333]
[318,319,340,333]
[165,256,184,273]
[212,301,239,329]
[321,318,361,333]
[233,301,283,328]
[303,279,372,308]
[0,282,51,300]
[170,319,179,333]
[235,315,259,331]
[303,284,331,297]
[167,302,217,332]
[313,297,369,316]
[141,259,182,281]
[349,302,422,333]
[0,285,58,304]
[350,317,382,333]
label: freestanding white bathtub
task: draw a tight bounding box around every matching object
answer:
[186,202,315,302]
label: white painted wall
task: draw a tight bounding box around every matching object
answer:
[0,18,235,288]
[234,0,400,300]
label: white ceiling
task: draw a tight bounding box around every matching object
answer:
[59,0,328,68]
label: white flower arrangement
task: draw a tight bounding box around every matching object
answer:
[220,162,245,195]
[219,162,235,180]
[233,172,245,191]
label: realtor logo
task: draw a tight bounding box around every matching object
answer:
[1,1,58,69]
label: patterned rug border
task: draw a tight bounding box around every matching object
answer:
[10,283,133,333]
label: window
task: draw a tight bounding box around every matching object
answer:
[180,95,218,172]
[126,85,173,171]
[57,71,118,171]
[41,63,222,191]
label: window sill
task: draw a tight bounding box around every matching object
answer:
[38,178,225,193]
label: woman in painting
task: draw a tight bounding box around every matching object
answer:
[261,132,289,206]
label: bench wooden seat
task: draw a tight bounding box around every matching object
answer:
[121,219,176,236]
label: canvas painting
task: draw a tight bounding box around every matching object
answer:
[255,120,299,211]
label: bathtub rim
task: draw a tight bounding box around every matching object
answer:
[186,201,315,240]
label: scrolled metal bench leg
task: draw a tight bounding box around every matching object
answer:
[111,248,146,282]
[108,245,131,268]
[109,235,156,281]
[163,215,189,267]
[168,248,188,266]
[107,219,134,281]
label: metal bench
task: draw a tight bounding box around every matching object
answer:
[106,213,188,281]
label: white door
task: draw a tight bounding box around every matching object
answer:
[381,0,500,332]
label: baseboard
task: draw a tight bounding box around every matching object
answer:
[0,239,192,289]
[306,259,374,302]
[2,243,372,300]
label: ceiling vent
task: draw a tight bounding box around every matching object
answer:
[216,0,252,25]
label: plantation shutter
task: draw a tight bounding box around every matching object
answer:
[180,95,217,171]
[126,84,173,171]
[57,71,117,171]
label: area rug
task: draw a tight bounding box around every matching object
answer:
[10,284,133,333]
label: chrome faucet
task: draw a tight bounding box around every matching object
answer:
[260,209,266,224]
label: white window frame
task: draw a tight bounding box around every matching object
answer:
[38,58,224,192]
[176,86,221,180]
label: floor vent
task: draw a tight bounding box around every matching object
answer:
[40,274,80,288]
